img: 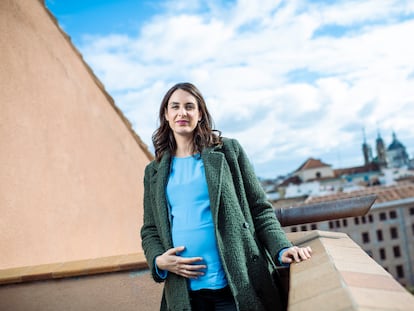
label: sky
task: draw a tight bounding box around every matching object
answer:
[45,0,414,178]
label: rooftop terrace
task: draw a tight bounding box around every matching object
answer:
[1,230,413,310]
[1,1,413,309]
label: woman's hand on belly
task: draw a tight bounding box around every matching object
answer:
[155,246,207,279]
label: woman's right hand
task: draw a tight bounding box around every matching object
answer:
[155,246,206,279]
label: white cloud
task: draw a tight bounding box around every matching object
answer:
[316,0,393,25]
[76,0,414,177]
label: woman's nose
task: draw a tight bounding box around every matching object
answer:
[178,107,187,116]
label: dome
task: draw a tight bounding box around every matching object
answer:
[387,132,405,151]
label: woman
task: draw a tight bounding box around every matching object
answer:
[140,82,312,311]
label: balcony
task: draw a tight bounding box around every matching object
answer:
[1,230,413,310]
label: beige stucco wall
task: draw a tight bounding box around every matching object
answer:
[0,270,163,311]
[299,166,334,182]
[0,0,152,269]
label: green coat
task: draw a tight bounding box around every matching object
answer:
[140,138,292,311]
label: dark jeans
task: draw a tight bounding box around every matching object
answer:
[189,286,237,311]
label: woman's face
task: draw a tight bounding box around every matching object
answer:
[165,89,202,139]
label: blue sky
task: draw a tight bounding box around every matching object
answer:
[45,0,414,178]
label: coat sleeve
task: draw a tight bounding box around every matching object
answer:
[140,163,167,282]
[228,138,292,263]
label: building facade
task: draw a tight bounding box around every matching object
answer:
[0,0,152,269]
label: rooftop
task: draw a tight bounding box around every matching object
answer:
[334,162,381,177]
[273,181,414,209]
[305,182,414,205]
[1,230,413,310]
[295,158,332,172]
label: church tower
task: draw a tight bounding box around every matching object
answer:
[376,130,387,167]
[362,128,372,166]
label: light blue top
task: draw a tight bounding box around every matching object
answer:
[166,155,227,291]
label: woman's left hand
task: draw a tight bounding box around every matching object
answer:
[280,246,312,264]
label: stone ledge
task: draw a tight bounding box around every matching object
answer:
[287,230,414,311]
[0,253,148,285]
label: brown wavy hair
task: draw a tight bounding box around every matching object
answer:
[152,82,222,161]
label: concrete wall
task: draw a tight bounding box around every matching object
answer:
[0,270,163,311]
[0,0,152,269]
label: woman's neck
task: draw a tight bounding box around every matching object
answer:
[174,135,195,158]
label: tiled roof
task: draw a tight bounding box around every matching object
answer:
[334,163,381,177]
[279,175,302,187]
[305,182,414,205]
[295,158,331,172]
[272,195,308,209]
[273,181,414,209]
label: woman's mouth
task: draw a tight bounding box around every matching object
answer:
[176,120,188,125]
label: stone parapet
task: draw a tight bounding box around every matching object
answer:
[288,230,414,310]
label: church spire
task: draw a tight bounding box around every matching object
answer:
[362,127,372,166]
[375,127,387,167]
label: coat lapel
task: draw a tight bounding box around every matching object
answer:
[202,146,225,223]
[153,152,173,247]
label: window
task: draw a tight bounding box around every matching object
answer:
[315,172,321,179]
[300,225,307,232]
[379,248,386,260]
[376,230,383,242]
[379,212,387,221]
[396,265,405,278]
[412,223,414,236]
[362,232,370,244]
[342,219,348,227]
[329,221,334,229]
[410,207,414,215]
[354,217,360,225]
[362,216,366,224]
[291,227,297,232]
[368,215,373,223]
[390,227,398,239]
[336,220,341,228]
[389,210,397,219]
[393,246,401,258]
[310,224,317,230]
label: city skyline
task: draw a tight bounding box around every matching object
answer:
[45,0,414,178]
